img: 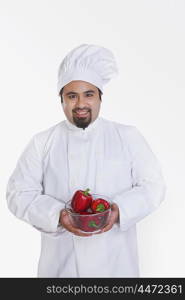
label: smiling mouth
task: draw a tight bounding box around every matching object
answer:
[74,111,90,117]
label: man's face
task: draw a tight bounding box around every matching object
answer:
[61,80,101,129]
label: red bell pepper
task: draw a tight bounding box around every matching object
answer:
[91,198,110,213]
[71,188,93,213]
[78,212,101,232]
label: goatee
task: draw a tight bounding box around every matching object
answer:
[73,111,92,130]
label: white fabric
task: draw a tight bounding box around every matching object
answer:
[6,117,166,277]
[57,44,118,94]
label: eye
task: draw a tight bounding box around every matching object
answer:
[86,93,93,97]
[68,94,77,99]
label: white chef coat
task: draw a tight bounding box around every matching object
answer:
[6,117,166,277]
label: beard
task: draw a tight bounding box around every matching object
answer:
[72,108,92,129]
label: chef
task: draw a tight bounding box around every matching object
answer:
[6,44,166,277]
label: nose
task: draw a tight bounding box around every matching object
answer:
[76,95,87,108]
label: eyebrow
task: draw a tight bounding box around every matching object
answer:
[65,90,96,96]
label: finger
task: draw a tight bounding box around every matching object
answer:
[72,229,93,237]
[64,221,92,236]
[93,206,119,235]
[59,209,69,224]
[72,227,93,237]
[62,217,93,237]
[97,221,113,234]
[102,222,114,232]
[91,217,113,235]
[111,203,119,212]
[66,225,93,237]
[99,214,116,233]
[61,212,92,236]
[93,229,103,235]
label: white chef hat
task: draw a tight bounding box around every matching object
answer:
[57,44,118,94]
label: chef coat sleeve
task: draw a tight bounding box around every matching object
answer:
[114,126,166,231]
[6,134,65,233]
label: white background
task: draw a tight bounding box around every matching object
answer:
[0,0,185,277]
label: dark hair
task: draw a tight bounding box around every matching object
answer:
[59,87,103,103]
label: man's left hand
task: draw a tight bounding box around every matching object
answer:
[95,203,119,234]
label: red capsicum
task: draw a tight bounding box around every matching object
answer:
[91,198,110,213]
[78,211,101,232]
[71,188,93,213]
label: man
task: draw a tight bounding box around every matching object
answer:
[6,44,166,277]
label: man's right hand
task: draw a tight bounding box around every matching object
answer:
[59,209,93,237]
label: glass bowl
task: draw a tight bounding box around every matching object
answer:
[65,193,111,233]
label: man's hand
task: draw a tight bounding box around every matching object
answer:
[59,209,93,237]
[95,203,119,234]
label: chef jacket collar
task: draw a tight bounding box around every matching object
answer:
[64,116,101,133]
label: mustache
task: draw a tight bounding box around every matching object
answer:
[73,108,91,113]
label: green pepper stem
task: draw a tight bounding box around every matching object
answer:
[88,220,98,228]
[96,203,105,212]
[83,188,90,196]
